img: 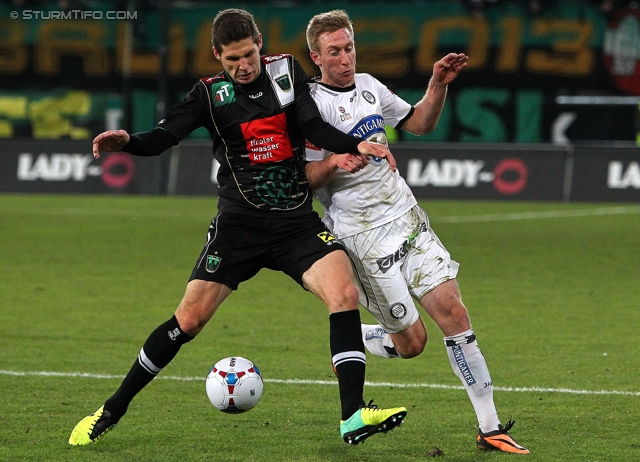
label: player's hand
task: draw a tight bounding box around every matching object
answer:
[356,141,397,172]
[333,153,369,174]
[432,53,468,86]
[92,129,130,159]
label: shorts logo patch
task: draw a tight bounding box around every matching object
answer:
[317,231,336,243]
[390,303,407,319]
[376,223,428,273]
[377,240,409,273]
[206,255,222,273]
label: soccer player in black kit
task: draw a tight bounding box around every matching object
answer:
[69,8,406,446]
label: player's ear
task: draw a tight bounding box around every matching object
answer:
[256,34,263,52]
[212,46,221,61]
[310,50,321,67]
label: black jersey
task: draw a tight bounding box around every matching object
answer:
[158,54,322,217]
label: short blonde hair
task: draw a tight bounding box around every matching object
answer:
[306,9,354,53]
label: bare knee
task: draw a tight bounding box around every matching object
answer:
[448,304,472,332]
[392,323,428,358]
[175,280,230,336]
[421,282,472,335]
[175,310,206,337]
[328,281,360,312]
[397,337,426,358]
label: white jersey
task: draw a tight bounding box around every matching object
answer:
[305,73,417,238]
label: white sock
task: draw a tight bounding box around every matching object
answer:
[361,324,400,358]
[444,329,500,433]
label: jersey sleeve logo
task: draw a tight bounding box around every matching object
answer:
[240,112,294,165]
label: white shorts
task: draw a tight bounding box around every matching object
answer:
[341,205,459,333]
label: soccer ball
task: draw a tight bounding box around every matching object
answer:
[206,356,263,413]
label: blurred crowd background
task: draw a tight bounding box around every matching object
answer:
[0,0,639,143]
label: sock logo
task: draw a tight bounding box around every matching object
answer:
[452,344,477,386]
[365,327,387,341]
[168,328,181,341]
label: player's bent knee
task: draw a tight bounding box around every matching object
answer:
[175,316,202,337]
[343,282,360,306]
[394,329,427,358]
[175,308,210,337]
[398,340,425,358]
[325,281,359,311]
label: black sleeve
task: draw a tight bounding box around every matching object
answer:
[301,117,361,154]
[121,128,178,157]
[122,80,210,157]
[289,57,361,154]
[291,56,323,125]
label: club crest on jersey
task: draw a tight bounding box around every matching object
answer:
[206,255,222,273]
[212,82,235,106]
[275,74,292,92]
[362,90,376,104]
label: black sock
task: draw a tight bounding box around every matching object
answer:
[330,310,366,420]
[104,315,193,420]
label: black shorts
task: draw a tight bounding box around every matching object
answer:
[189,211,345,290]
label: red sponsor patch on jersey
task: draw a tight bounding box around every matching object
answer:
[240,112,294,165]
[305,139,321,151]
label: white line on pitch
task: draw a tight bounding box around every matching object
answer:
[4,205,640,224]
[436,206,640,223]
[1,370,638,397]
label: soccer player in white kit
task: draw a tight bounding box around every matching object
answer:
[304,10,529,455]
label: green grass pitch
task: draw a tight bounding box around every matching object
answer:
[1,193,639,461]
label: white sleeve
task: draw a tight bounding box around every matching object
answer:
[375,77,412,129]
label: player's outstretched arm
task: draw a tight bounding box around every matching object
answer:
[92,130,131,159]
[402,53,468,136]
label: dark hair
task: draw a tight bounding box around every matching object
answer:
[211,8,261,54]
